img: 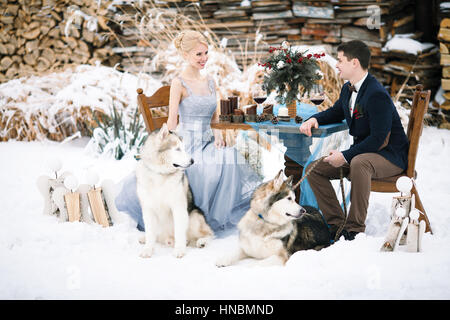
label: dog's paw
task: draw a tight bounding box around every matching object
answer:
[138,235,146,244]
[139,246,154,258]
[196,237,211,248]
[173,246,186,259]
[215,257,232,268]
[258,255,286,267]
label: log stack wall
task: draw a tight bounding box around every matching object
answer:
[0,0,119,83]
[1,0,441,120]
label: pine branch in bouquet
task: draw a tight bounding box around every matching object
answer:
[259,42,324,105]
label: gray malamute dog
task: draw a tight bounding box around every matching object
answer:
[217,170,330,267]
[136,123,214,258]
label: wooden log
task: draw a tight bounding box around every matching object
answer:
[22,27,41,40]
[25,39,39,52]
[301,26,340,38]
[342,26,381,42]
[444,66,450,79]
[5,3,19,16]
[0,43,15,55]
[0,56,13,72]
[440,42,450,54]
[213,9,247,19]
[97,16,109,30]
[50,10,62,22]
[393,14,414,29]
[441,18,450,28]
[442,78,450,91]
[438,27,450,42]
[0,15,15,25]
[440,100,450,111]
[292,2,334,19]
[42,47,56,64]
[253,10,293,20]
[36,56,51,72]
[63,36,78,49]
[23,50,39,66]
[441,54,450,66]
[48,27,61,38]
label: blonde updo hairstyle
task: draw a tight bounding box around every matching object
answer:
[173,30,208,56]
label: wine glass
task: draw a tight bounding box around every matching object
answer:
[252,84,267,111]
[310,84,325,107]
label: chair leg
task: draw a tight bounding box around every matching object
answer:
[412,186,433,234]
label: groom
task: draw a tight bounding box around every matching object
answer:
[299,40,409,241]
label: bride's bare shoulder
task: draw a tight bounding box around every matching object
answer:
[171,77,182,86]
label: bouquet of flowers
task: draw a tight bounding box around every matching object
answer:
[259,41,324,105]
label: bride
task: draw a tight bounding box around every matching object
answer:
[115,30,262,232]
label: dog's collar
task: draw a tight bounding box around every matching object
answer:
[256,212,278,226]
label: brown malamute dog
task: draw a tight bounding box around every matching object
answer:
[216,170,331,267]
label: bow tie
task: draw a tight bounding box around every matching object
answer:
[348,84,357,93]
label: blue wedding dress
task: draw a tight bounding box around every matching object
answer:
[115,78,262,232]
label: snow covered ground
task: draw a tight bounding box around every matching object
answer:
[1,125,450,300]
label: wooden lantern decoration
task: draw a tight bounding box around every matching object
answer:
[63,175,81,222]
[406,209,426,253]
[85,172,113,227]
[380,176,419,252]
[37,158,67,218]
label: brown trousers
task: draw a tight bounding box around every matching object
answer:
[306,153,403,233]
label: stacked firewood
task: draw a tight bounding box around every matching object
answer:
[291,0,417,82]
[0,0,119,83]
[110,0,299,70]
[110,0,416,69]
[379,35,439,105]
[0,0,422,82]
[438,16,450,128]
[110,0,421,87]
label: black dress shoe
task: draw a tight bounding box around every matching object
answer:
[343,230,359,241]
[328,224,340,240]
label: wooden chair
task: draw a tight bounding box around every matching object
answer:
[137,86,173,132]
[371,84,432,233]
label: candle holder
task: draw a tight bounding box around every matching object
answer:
[245,114,257,122]
[228,96,239,114]
[277,106,291,122]
[244,104,257,122]
[219,114,231,122]
[232,109,244,123]
[219,99,232,122]
[262,104,273,121]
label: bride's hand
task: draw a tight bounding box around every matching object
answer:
[214,131,226,149]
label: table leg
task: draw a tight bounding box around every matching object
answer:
[278,132,312,204]
[284,155,304,203]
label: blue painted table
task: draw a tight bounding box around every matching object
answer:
[211,102,348,202]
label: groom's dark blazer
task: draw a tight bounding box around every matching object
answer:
[312,73,409,170]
